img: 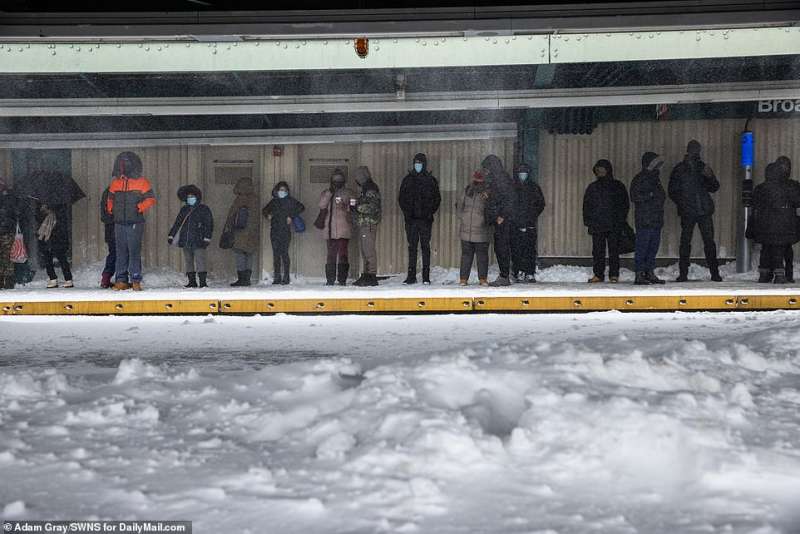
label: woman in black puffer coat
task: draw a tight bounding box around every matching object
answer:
[168,185,214,288]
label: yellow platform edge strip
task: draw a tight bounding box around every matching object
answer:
[1,294,800,315]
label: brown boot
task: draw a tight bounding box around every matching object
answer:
[112,281,130,291]
[479,278,489,286]
[131,281,143,291]
[588,276,603,283]
[609,277,619,283]
[459,278,468,286]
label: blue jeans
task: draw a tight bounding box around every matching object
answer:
[635,227,661,272]
[114,223,145,282]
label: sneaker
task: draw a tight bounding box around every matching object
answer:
[63,280,74,288]
[47,279,58,288]
[403,276,417,285]
[112,281,130,291]
[479,278,489,286]
[588,276,603,283]
[459,279,468,286]
[609,277,619,283]
[634,272,651,285]
[524,274,537,284]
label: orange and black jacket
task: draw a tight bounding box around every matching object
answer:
[106,176,156,225]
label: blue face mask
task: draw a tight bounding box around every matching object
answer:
[186,196,197,206]
[414,163,423,173]
[277,190,288,199]
[518,173,529,181]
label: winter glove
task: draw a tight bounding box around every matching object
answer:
[167,236,174,245]
[203,237,211,243]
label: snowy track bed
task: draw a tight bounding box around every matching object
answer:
[1,312,800,533]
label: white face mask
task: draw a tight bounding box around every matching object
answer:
[277,190,288,199]
[414,163,423,173]
[518,172,529,181]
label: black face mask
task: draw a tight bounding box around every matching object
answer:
[333,181,345,190]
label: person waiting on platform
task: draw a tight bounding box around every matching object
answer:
[351,166,382,287]
[398,153,441,285]
[750,162,800,284]
[222,177,259,287]
[37,202,73,288]
[758,156,798,283]
[317,170,355,286]
[262,181,304,285]
[511,162,545,283]
[457,167,491,286]
[668,140,722,282]
[630,152,666,285]
[168,185,214,289]
[583,159,629,283]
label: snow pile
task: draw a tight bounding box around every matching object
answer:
[1,313,800,532]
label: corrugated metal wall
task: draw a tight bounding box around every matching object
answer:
[0,149,11,183]
[538,117,800,259]
[359,138,515,273]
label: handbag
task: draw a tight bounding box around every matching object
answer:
[292,215,306,233]
[313,208,328,230]
[219,228,235,250]
[10,223,28,264]
[617,222,636,255]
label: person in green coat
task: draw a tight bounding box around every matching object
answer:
[351,166,382,287]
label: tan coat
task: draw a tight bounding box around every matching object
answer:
[318,187,355,240]
[224,177,260,254]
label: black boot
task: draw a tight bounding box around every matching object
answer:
[185,272,198,288]
[352,273,368,287]
[774,268,788,284]
[709,266,723,282]
[272,273,282,285]
[646,270,665,284]
[363,273,379,287]
[325,263,336,286]
[230,271,244,287]
[337,263,349,286]
[758,268,774,283]
[676,261,689,282]
[422,265,431,285]
[240,269,252,286]
[198,272,208,288]
[635,271,652,285]
[786,263,794,283]
[403,268,417,285]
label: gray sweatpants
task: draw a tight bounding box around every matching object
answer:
[183,247,208,273]
[358,224,378,275]
[233,248,253,272]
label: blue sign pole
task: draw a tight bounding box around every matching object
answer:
[737,131,754,273]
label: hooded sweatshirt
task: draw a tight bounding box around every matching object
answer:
[752,162,800,245]
[483,154,516,225]
[513,162,546,228]
[582,159,630,234]
[668,140,719,218]
[629,152,667,230]
[398,153,441,221]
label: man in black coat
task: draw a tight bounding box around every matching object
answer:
[510,162,545,283]
[398,153,441,284]
[752,162,800,284]
[583,159,629,283]
[630,152,666,285]
[482,154,516,286]
[100,187,116,288]
[758,156,798,282]
[668,140,722,282]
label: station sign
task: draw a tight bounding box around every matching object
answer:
[757,99,800,114]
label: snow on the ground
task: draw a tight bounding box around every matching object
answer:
[5,260,800,302]
[2,312,800,533]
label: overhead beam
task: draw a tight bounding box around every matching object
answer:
[0,25,798,74]
[0,123,519,149]
[2,81,798,117]
[0,2,798,39]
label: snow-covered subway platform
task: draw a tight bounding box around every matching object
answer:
[1,311,799,533]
